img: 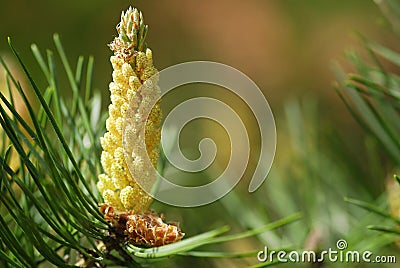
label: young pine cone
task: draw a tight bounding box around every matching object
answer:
[101,205,184,247]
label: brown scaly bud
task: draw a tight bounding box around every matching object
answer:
[100,204,184,247]
[125,210,184,247]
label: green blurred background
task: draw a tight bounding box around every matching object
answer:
[1,0,399,267]
[0,0,389,110]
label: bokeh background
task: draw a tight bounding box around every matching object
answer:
[1,1,399,267]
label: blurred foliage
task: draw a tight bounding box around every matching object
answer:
[332,1,400,265]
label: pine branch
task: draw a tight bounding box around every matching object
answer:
[0,7,301,267]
